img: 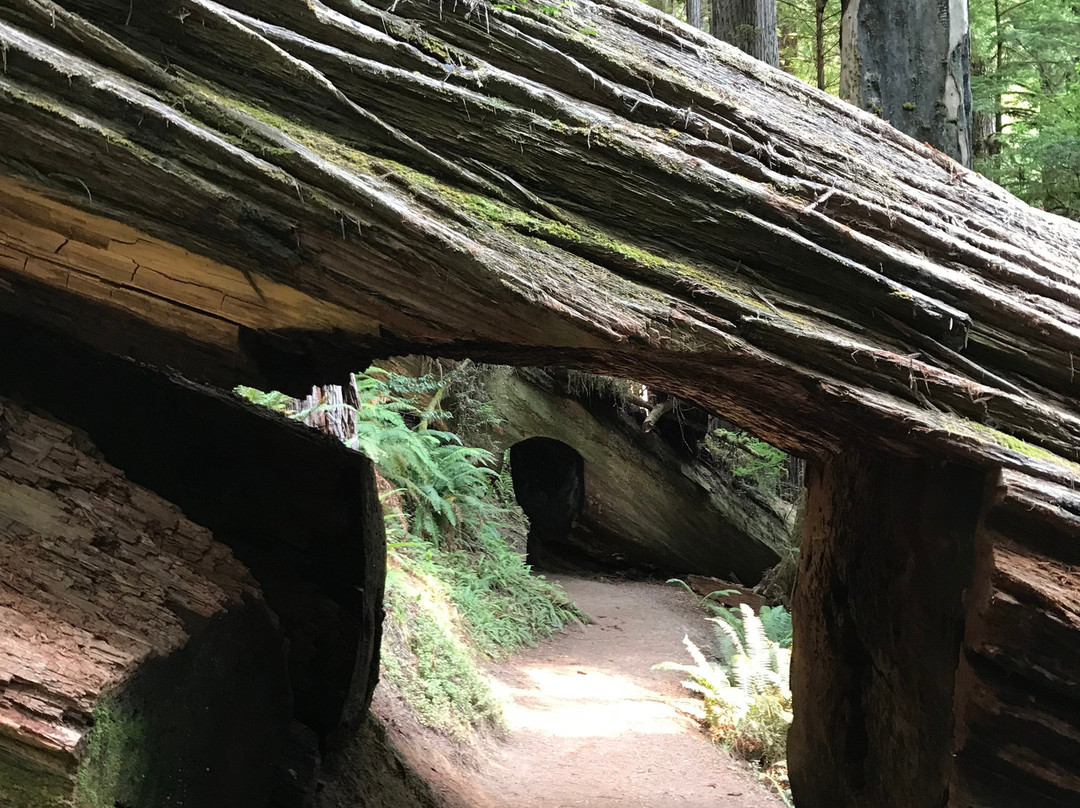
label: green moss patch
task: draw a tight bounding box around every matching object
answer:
[74,699,149,808]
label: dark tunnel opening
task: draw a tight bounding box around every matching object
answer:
[509,437,585,566]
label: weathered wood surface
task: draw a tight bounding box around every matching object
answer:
[791,449,987,808]
[0,317,390,743]
[952,470,1080,807]
[0,393,291,807]
[480,367,788,580]
[0,0,1078,482]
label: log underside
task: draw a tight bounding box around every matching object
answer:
[0,319,388,806]
[0,0,1077,805]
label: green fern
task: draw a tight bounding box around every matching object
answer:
[234,386,297,414]
[657,605,792,768]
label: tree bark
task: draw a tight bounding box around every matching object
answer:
[840,0,973,166]
[790,448,987,807]
[814,0,827,90]
[951,469,1080,806]
[711,0,780,65]
[685,0,701,29]
[0,394,292,807]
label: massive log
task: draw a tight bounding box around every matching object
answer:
[0,0,1077,478]
[482,367,788,580]
[0,0,1079,805]
[0,393,291,807]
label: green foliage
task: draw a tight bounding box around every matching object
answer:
[970,0,1080,218]
[380,583,503,739]
[777,0,842,92]
[710,602,794,654]
[759,604,794,648]
[74,699,149,808]
[234,386,296,414]
[312,368,503,550]
[397,529,582,658]
[493,0,574,18]
[440,361,507,447]
[656,604,793,769]
[703,427,792,500]
[641,0,841,93]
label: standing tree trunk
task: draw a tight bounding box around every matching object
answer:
[686,0,702,29]
[711,0,780,66]
[814,0,827,90]
[971,56,998,160]
[840,0,973,166]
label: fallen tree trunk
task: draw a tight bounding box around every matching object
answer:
[481,367,788,580]
[0,393,291,807]
[0,0,1077,479]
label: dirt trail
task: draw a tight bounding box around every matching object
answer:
[410,574,785,808]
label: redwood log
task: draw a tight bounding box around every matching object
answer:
[481,367,788,580]
[790,449,987,808]
[0,0,1077,480]
[951,471,1080,806]
[0,394,291,807]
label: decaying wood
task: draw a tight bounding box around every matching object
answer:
[951,470,1080,807]
[685,574,767,611]
[791,449,988,808]
[0,394,290,807]
[293,381,359,445]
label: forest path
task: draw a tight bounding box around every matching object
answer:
[458,574,784,808]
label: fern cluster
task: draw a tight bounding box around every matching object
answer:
[236,366,583,738]
[703,427,792,500]
[657,604,793,799]
[344,369,504,550]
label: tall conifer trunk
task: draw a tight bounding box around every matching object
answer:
[840,0,973,166]
[686,0,702,29]
[710,0,780,66]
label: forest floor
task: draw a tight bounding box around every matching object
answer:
[369,574,784,808]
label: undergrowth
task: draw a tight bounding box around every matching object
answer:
[659,596,795,806]
[380,573,502,740]
[702,427,796,502]
[237,366,583,739]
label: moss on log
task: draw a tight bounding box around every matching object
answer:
[0,0,1076,479]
